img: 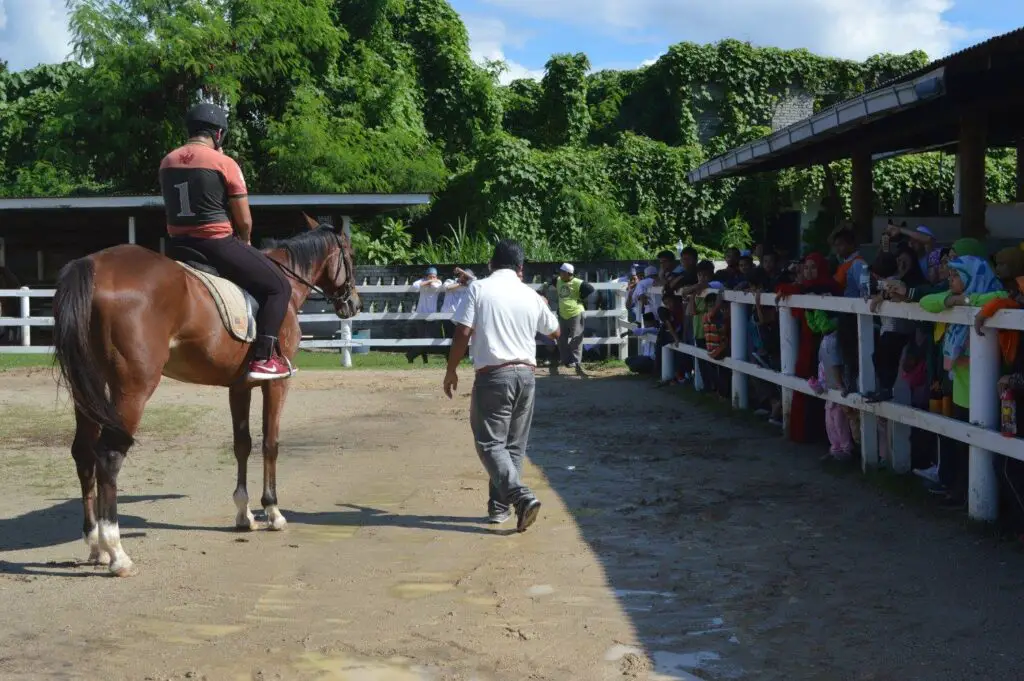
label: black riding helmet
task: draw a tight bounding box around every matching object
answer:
[185,102,229,149]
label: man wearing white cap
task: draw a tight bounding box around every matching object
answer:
[546,263,592,377]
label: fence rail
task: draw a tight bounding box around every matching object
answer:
[0,282,631,359]
[656,287,1024,524]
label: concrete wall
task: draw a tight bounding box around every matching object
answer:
[871,203,1024,247]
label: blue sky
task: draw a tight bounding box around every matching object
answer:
[1,0,1020,80]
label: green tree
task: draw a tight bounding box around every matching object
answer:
[538,53,591,147]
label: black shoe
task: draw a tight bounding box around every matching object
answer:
[515,498,541,532]
[863,389,892,403]
[574,363,589,378]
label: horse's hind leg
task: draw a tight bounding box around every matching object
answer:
[260,379,290,531]
[95,389,153,577]
[229,385,257,531]
[72,409,107,565]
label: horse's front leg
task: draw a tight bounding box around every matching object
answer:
[260,379,290,530]
[229,385,257,531]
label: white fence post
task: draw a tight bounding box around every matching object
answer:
[660,342,674,382]
[616,288,630,362]
[339,320,353,368]
[779,306,798,436]
[730,300,749,410]
[968,326,1000,521]
[857,313,879,470]
[19,287,30,347]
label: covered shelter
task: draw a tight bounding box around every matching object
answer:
[686,27,1024,243]
[0,193,430,284]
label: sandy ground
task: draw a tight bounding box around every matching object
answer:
[1,365,1024,681]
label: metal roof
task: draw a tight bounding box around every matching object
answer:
[0,193,432,211]
[688,25,1024,184]
[687,68,946,183]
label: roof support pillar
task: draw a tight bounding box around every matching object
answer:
[851,149,874,244]
[1015,137,1024,203]
[957,110,988,238]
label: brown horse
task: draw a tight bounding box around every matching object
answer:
[52,215,360,576]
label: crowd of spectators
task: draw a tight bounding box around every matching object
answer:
[619,225,1024,530]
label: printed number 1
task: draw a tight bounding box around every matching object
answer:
[174,181,195,217]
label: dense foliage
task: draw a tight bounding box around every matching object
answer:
[0,2,1017,263]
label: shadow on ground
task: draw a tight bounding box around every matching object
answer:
[525,371,1024,681]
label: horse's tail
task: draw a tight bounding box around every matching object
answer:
[52,257,134,449]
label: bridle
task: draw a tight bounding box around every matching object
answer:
[272,230,355,307]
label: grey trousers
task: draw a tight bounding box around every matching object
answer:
[470,366,537,514]
[558,314,584,365]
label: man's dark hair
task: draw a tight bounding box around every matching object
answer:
[746,267,769,289]
[872,252,898,278]
[726,247,740,256]
[739,254,754,264]
[491,239,525,271]
[681,246,699,259]
[696,259,715,274]
[656,250,676,261]
[832,229,856,246]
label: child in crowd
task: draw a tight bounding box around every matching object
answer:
[807,311,853,460]
[702,283,731,400]
[865,252,918,402]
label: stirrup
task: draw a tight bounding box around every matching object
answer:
[282,354,298,377]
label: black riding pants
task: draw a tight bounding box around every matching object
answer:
[171,236,291,347]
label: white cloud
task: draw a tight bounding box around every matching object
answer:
[0,0,73,71]
[481,0,973,61]
[463,15,545,84]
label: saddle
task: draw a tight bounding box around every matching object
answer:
[168,244,259,343]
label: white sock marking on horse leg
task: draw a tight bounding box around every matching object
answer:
[97,520,134,577]
[233,487,257,530]
[265,505,287,531]
[84,526,110,565]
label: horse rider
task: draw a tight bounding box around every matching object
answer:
[159,102,293,381]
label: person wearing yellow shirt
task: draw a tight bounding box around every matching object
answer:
[545,263,594,377]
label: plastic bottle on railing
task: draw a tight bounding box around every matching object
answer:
[1000,387,1017,437]
[858,267,871,299]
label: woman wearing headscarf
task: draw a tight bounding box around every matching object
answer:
[776,253,842,444]
[919,256,1008,507]
[994,247,1024,291]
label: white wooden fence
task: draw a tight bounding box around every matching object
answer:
[659,288,1024,523]
[0,282,631,365]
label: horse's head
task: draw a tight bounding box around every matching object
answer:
[302,213,361,319]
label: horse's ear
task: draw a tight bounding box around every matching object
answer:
[301,212,319,230]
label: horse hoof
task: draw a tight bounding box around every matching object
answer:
[268,516,287,531]
[109,562,136,578]
[89,550,112,566]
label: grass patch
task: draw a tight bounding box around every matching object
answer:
[0,404,208,448]
[1,351,628,373]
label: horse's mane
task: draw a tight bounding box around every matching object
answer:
[263,226,337,273]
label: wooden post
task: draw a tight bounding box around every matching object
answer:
[730,301,749,410]
[968,324,1000,521]
[958,111,988,238]
[857,312,879,470]
[128,215,136,244]
[851,149,874,244]
[779,307,799,436]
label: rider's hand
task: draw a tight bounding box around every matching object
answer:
[443,369,459,399]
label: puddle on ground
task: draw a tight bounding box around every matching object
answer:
[133,618,244,645]
[294,651,435,680]
[389,582,455,599]
[527,584,555,596]
[293,525,359,542]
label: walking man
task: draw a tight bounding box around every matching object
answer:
[443,240,559,532]
[546,263,592,377]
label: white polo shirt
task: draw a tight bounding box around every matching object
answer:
[412,278,442,314]
[452,269,559,371]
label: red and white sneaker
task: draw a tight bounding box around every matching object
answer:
[248,355,292,381]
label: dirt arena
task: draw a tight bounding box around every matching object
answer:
[1,364,1024,681]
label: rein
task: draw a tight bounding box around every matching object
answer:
[269,233,354,306]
